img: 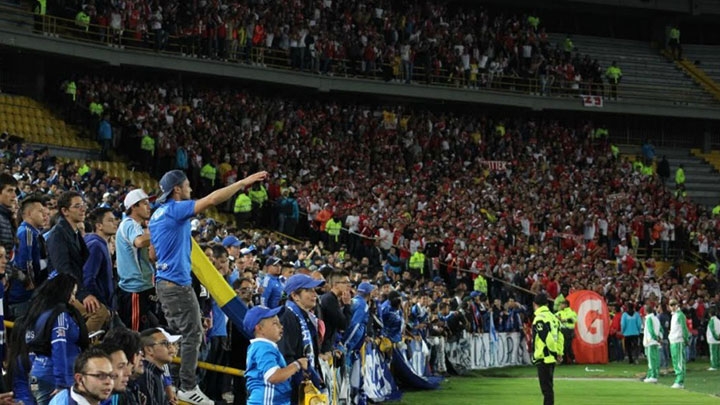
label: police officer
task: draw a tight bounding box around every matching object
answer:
[533,293,564,405]
[556,299,578,364]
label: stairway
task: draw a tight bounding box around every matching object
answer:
[548,34,717,107]
[655,147,720,207]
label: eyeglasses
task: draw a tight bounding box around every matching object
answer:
[237,287,253,292]
[70,203,87,210]
[83,372,118,381]
[151,340,172,347]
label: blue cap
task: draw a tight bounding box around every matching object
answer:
[283,274,325,295]
[222,236,242,248]
[432,276,444,284]
[357,282,376,295]
[265,256,282,266]
[470,291,481,298]
[243,305,283,336]
[157,170,188,203]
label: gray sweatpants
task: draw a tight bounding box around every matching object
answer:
[156,280,203,390]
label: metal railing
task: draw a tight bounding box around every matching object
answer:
[2,5,717,108]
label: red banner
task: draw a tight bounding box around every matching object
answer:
[567,290,610,364]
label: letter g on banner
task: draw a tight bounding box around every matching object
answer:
[567,290,610,364]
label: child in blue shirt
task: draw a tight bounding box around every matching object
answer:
[244,306,308,405]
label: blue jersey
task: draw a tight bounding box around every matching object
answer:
[246,338,292,405]
[149,199,196,286]
[11,354,34,404]
[10,221,41,304]
[380,301,404,343]
[208,300,228,338]
[261,275,283,309]
[29,310,82,388]
[343,296,369,351]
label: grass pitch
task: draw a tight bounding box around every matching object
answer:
[396,361,720,404]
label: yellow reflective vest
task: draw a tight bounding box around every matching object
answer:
[473,275,487,294]
[675,167,685,184]
[234,193,252,213]
[409,251,426,274]
[65,81,77,102]
[140,135,155,155]
[532,305,564,364]
[200,164,217,187]
[249,186,268,205]
[556,307,578,330]
[325,218,342,241]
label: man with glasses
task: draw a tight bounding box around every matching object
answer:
[47,191,110,333]
[48,347,115,405]
[137,328,175,405]
[319,270,352,354]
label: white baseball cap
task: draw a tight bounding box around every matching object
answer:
[158,327,181,343]
[124,189,149,209]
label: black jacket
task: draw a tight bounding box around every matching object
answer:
[47,216,90,300]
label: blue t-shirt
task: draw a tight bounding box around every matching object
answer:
[246,338,292,405]
[116,217,155,292]
[149,200,196,286]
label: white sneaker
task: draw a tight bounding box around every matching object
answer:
[709,367,717,371]
[643,377,657,383]
[671,383,684,389]
[177,386,215,405]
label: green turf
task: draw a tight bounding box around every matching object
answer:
[392,362,720,404]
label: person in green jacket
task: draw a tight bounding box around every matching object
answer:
[532,293,564,405]
[408,246,427,278]
[668,299,690,388]
[556,300,577,364]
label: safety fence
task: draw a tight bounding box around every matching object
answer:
[0,5,715,108]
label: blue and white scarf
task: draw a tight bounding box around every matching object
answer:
[286,300,325,391]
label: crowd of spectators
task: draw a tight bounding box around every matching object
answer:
[0,62,713,402]
[45,0,617,95]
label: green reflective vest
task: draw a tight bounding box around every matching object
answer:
[409,251,426,273]
[75,11,90,31]
[200,164,217,186]
[234,193,252,213]
[249,186,267,205]
[528,16,540,29]
[326,218,342,241]
[563,38,574,53]
[670,28,680,41]
[473,275,487,294]
[89,102,104,116]
[595,128,609,139]
[610,144,619,158]
[712,205,720,217]
[606,66,622,83]
[532,306,564,364]
[140,135,155,155]
[78,164,90,177]
[556,307,578,330]
[675,167,685,184]
[66,81,77,101]
[641,164,654,177]
[34,0,46,14]
[632,160,643,172]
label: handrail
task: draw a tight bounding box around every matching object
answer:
[1,5,717,108]
[2,320,247,376]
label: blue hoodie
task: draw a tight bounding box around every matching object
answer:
[83,234,115,309]
[29,310,82,389]
[343,295,370,351]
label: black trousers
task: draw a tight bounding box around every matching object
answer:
[117,288,164,331]
[537,362,555,405]
[562,329,575,363]
[625,335,640,363]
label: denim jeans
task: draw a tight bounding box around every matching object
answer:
[156,280,203,391]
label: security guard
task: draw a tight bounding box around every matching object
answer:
[408,246,427,278]
[533,293,564,405]
[605,61,622,100]
[556,299,578,364]
[233,190,252,230]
